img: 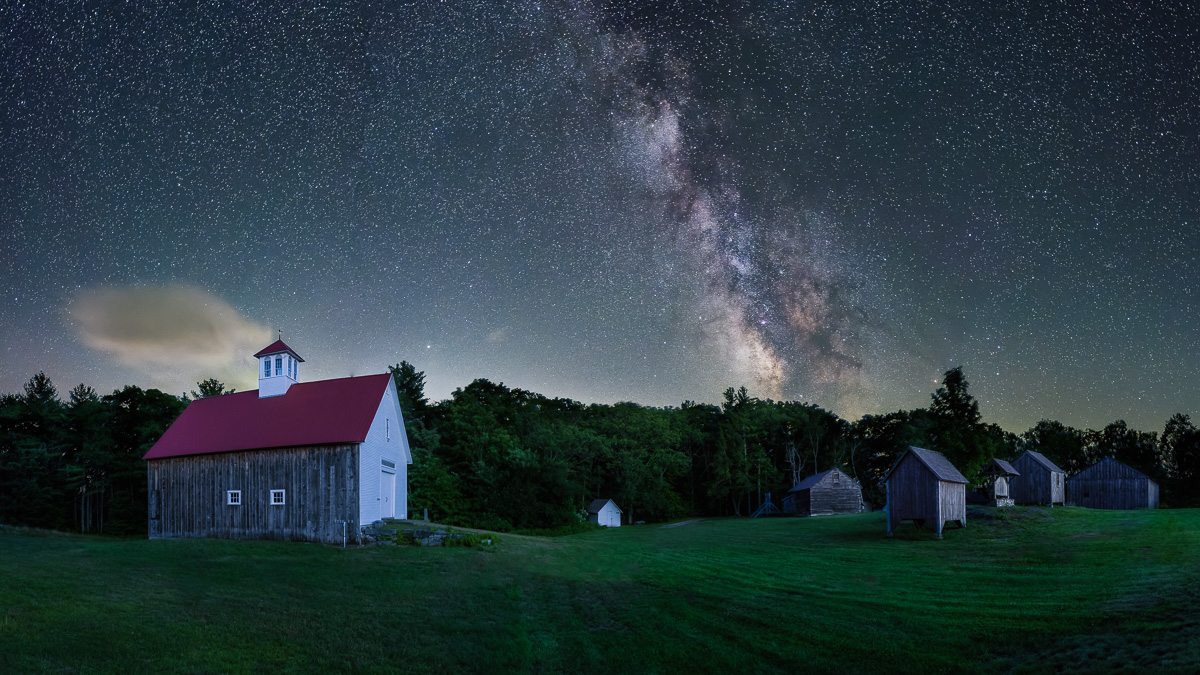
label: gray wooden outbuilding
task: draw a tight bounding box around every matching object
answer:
[979,458,1020,507]
[885,446,967,538]
[1067,457,1159,510]
[784,467,864,517]
[1009,450,1066,506]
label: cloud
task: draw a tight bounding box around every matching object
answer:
[67,285,272,376]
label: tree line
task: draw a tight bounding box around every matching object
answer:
[3,366,1200,535]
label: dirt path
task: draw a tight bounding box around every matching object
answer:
[661,518,704,528]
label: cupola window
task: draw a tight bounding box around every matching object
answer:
[263,359,271,377]
[275,356,282,376]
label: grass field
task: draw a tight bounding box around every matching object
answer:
[2,507,1198,674]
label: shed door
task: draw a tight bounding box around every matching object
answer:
[380,469,396,519]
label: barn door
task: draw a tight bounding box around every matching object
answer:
[380,469,396,519]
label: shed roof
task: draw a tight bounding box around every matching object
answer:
[788,468,859,492]
[980,458,1020,477]
[886,446,968,484]
[1071,457,1156,484]
[143,373,391,460]
[1020,449,1066,474]
[587,498,621,514]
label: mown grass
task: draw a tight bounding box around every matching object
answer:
[1,507,1197,674]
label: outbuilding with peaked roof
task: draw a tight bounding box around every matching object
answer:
[587,499,622,527]
[144,340,412,545]
[783,467,864,517]
[978,458,1020,507]
[885,446,967,538]
[1067,457,1159,510]
[1009,450,1066,506]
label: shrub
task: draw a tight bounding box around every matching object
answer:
[445,531,498,548]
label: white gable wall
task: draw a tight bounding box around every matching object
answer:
[596,501,621,527]
[358,377,412,524]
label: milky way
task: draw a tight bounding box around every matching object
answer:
[2,1,1199,433]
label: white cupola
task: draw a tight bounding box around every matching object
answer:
[254,336,304,398]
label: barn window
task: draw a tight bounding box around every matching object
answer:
[833,472,840,485]
[275,356,282,376]
[386,417,390,441]
[227,490,241,506]
[263,359,270,377]
[271,489,286,505]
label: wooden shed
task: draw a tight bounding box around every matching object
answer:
[587,499,622,527]
[143,340,412,545]
[1067,457,1159,510]
[978,458,1020,507]
[1009,450,1066,506]
[885,446,968,538]
[784,467,864,517]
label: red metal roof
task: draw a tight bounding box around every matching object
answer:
[253,339,305,362]
[143,373,391,460]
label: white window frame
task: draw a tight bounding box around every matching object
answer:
[227,490,241,506]
[263,359,271,377]
[270,489,286,505]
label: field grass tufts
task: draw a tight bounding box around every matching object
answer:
[2,507,1197,674]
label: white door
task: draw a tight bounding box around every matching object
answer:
[380,470,396,519]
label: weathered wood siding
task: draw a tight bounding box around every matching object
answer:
[805,471,864,516]
[147,444,361,544]
[1067,458,1159,510]
[1010,453,1065,506]
[993,476,1010,499]
[887,454,965,535]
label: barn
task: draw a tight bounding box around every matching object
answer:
[978,458,1019,507]
[1009,450,1066,506]
[143,340,412,545]
[587,499,622,527]
[1067,457,1159,510]
[784,467,864,517]
[885,446,968,538]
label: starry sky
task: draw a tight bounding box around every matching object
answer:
[3,1,1198,434]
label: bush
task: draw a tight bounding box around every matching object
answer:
[445,531,498,548]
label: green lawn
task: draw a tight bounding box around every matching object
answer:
[2,507,1197,674]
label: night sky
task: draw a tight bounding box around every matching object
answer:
[3,1,1198,434]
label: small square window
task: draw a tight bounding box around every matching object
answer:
[271,489,286,505]
[227,490,241,506]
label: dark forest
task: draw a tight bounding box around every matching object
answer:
[3,365,1200,535]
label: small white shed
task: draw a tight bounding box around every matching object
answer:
[587,498,622,527]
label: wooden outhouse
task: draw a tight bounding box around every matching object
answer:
[1067,457,1159,510]
[978,459,1019,507]
[143,340,412,545]
[587,499,622,527]
[785,467,864,517]
[1009,450,1066,506]
[885,446,967,538]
